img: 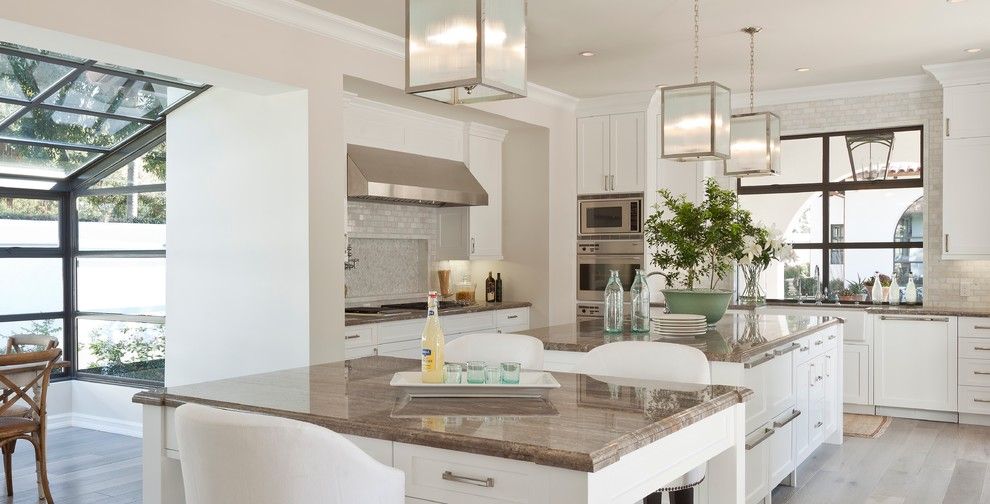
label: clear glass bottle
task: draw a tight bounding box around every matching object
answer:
[604,270,624,333]
[905,273,918,304]
[630,269,650,333]
[871,271,883,305]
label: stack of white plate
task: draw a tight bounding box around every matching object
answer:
[650,314,708,338]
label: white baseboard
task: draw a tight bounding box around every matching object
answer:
[843,403,876,415]
[47,413,142,438]
[875,406,958,424]
[960,413,990,427]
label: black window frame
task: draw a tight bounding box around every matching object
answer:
[737,125,925,302]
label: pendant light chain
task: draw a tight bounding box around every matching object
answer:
[693,0,700,83]
[749,29,755,112]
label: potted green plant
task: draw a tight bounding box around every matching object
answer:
[837,277,868,302]
[644,178,759,324]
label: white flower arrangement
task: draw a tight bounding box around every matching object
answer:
[739,224,797,270]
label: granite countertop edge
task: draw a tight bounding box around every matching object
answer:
[651,300,990,318]
[132,385,751,473]
[345,301,533,326]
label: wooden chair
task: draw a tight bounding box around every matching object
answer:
[0,346,64,503]
[5,335,59,354]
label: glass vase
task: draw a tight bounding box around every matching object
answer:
[630,269,650,333]
[739,263,766,306]
[604,270,624,333]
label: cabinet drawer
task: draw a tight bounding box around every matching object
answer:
[960,338,990,360]
[377,320,424,344]
[343,325,375,349]
[809,329,836,359]
[960,318,990,340]
[959,359,990,387]
[344,345,377,360]
[959,385,990,415]
[793,336,814,365]
[395,442,548,503]
[442,311,496,335]
[496,308,529,329]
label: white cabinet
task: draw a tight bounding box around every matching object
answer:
[744,426,772,504]
[823,349,839,435]
[793,359,812,464]
[943,136,990,259]
[743,346,795,434]
[944,84,990,140]
[466,129,504,259]
[874,315,958,412]
[576,113,645,194]
[769,410,797,489]
[842,344,870,405]
[436,207,470,261]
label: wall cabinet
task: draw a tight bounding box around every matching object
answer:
[576,113,644,194]
[944,84,990,140]
[466,130,504,259]
[874,315,958,412]
[942,136,990,259]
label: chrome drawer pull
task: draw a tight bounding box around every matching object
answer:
[775,343,801,356]
[745,428,775,450]
[744,353,776,369]
[800,346,810,352]
[507,315,519,319]
[880,315,950,322]
[975,347,990,351]
[828,334,837,340]
[975,326,990,330]
[814,340,823,346]
[442,471,494,488]
[773,410,801,428]
[344,334,362,340]
[975,398,990,404]
[814,421,823,428]
[975,371,990,376]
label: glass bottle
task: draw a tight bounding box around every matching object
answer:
[604,270,624,333]
[421,291,445,383]
[630,269,650,333]
[495,273,503,302]
[485,272,496,303]
[871,271,883,305]
[905,273,918,304]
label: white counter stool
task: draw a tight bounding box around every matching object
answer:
[174,403,405,504]
[445,333,545,370]
[576,341,711,504]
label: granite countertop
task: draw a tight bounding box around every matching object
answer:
[520,313,842,363]
[864,305,990,318]
[344,301,532,326]
[133,356,750,472]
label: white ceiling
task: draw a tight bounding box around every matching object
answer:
[303,0,990,98]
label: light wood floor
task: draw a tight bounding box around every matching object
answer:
[2,427,141,504]
[775,418,990,504]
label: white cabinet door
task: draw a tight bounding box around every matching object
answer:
[765,348,796,422]
[823,349,839,435]
[467,134,503,259]
[577,116,610,194]
[842,344,871,405]
[609,112,645,193]
[743,354,771,434]
[769,410,797,488]
[744,426,772,504]
[943,137,990,259]
[793,360,812,465]
[437,207,470,260]
[874,315,958,411]
[945,84,990,140]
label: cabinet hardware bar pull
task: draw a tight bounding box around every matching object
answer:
[442,471,494,488]
[828,334,837,340]
[744,353,776,369]
[773,410,802,428]
[814,340,823,346]
[507,315,518,319]
[975,371,990,375]
[945,233,950,253]
[344,334,361,340]
[975,398,990,404]
[800,346,810,352]
[745,428,775,450]
[975,326,990,330]
[946,117,950,137]
[975,347,990,351]
[603,174,608,190]
[775,343,801,356]
[610,174,615,190]
[814,421,824,428]
[880,315,950,322]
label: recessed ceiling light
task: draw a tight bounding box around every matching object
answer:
[578,51,596,57]
[947,0,966,3]
[965,48,983,54]
[795,67,811,72]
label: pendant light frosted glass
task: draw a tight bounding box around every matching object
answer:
[725,28,781,177]
[660,0,732,161]
[406,0,527,105]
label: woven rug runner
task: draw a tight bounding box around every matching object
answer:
[843,413,892,439]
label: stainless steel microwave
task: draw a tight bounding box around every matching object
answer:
[578,195,643,237]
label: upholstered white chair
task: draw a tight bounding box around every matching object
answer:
[445,333,545,370]
[174,403,405,504]
[576,341,710,504]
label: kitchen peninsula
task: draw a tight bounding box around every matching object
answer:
[136,357,752,504]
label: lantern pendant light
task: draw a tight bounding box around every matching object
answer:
[725,27,782,177]
[845,132,894,181]
[405,0,527,105]
[661,0,732,161]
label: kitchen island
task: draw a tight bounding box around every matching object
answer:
[135,356,752,504]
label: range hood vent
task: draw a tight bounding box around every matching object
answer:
[347,144,488,207]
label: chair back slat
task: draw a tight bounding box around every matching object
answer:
[0,348,62,419]
[6,335,58,354]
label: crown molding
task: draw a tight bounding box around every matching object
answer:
[466,122,509,142]
[576,90,657,117]
[731,74,939,108]
[924,58,990,87]
[209,0,577,111]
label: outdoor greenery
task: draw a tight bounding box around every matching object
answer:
[645,178,759,290]
[0,196,58,221]
[82,322,165,382]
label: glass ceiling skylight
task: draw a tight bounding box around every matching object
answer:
[0,42,207,181]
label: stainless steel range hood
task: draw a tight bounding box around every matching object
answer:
[347,144,488,207]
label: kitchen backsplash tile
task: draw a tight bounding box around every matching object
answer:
[744,83,990,309]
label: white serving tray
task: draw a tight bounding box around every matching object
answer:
[390,371,561,398]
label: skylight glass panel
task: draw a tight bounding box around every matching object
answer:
[0,102,21,123]
[0,109,146,149]
[0,141,101,177]
[0,53,75,102]
[94,62,204,87]
[44,71,191,120]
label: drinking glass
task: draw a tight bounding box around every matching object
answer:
[500,362,521,384]
[443,363,463,384]
[484,365,502,384]
[466,361,486,384]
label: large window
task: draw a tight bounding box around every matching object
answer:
[738,126,924,303]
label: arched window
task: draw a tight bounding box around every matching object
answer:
[893,196,924,287]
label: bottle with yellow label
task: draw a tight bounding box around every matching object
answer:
[421,291,445,383]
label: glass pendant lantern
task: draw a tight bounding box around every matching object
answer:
[661,0,732,161]
[406,0,527,105]
[846,132,894,181]
[725,27,781,177]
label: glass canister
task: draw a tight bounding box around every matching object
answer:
[630,269,650,333]
[604,270,624,333]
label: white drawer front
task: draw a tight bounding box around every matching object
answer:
[808,328,837,359]
[395,443,547,503]
[378,320,425,344]
[442,311,497,335]
[960,318,990,340]
[495,308,529,329]
[960,338,990,360]
[959,359,990,387]
[343,325,375,349]
[959,385,990,414]
[793,336,813,365]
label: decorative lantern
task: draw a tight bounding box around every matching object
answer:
[661,0,732,161]
[846,132,894,181]
[725,27,781,177]
[406,0,527,105]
